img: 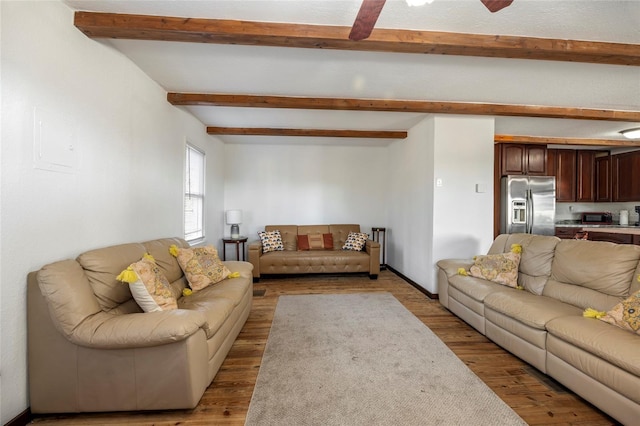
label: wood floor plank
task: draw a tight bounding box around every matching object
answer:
[30,271,619,425]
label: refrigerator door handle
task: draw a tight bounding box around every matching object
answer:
[526,189,533,234]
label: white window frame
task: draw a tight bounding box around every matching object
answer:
[184,143,205,243]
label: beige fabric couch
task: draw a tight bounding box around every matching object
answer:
[437,233,640,425]
[248,224,380,281]
[27,237,253,413]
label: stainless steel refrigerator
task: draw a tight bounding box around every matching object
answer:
[500,175,556,236]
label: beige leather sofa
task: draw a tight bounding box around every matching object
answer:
[437,233,640,425]
[248,224,380,281]
[27,237,253,413]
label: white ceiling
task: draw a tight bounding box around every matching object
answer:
[64,0,640,146]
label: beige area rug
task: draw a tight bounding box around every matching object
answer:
[245,292,527,426]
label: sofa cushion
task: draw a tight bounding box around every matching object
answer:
[259,249,369,273]
[172,245,231,291]
[546,315,640,378]
[119,255,178,312]
[194,276,252,308]
[297,225,330,236]
[178,292,234,338]
[489,234,560,295]
[544,240,640,311]
[632,263,640,295]
[265,226,297,251]
[342,231,368,251]
[484,291,582,330]
[551,240,640,298]
[448,274,511,304]
[329,224,362,250]
[143,238,189,283]
[258,230,285,253]
[599,289,640,335]
[77,242,147,311]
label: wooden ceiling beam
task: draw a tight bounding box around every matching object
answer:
[74,12,640,66]
[169,93,640,122]
[207,126,407,139]
[495,134,639,147]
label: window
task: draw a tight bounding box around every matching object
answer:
[184,144,205,242]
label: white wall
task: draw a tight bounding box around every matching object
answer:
[223,143,389,241]
[0,1,224,422]
[431,116,495,291]
[387,115,495,294]
[387,117,435,289]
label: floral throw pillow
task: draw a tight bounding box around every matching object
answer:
[342,232,368,251]
[468,246,522,288]
[598,289,640,334]
[170,245,230,291]
[117,254,177,312]
[258,230,284,253]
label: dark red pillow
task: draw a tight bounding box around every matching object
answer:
[297,234,311,250]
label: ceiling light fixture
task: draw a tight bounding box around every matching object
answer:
[619,128,640,140]
[406,0,434,6]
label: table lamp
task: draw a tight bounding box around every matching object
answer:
[226,209,242,238]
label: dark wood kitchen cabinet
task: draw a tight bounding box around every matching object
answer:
[555,227,579,239]
[552,149,577,202]
[501,144,547,176]
[612,150,640,202]
[587,231,634,245]
[595,154,612,202]
[576,150,596,202]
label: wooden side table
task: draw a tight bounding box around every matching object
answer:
[371,227,386,270]
[222,236,248,261]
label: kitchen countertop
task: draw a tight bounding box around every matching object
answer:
[582,227,640,235]
[555,221,640,235]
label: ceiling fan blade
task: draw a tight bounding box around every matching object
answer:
[349,0,387,41]
[480,0,514,13]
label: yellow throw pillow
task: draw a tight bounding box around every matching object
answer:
[598,290,640,334]
[117,254,177,312]
[170,245,230,291]
[468,248,521,288]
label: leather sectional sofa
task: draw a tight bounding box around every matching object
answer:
[248,224,380,281]
[27,237,253,413]
[437,233,640,425]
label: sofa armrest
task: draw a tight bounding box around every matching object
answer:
[436,259,474,308]
[365,239,380,253]
[365,239,381,276]
[436,259,474,277]
[69,309,208,349]
[248,241,262,278]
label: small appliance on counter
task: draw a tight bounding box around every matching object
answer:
[636,206,640,226]
[581,212,612,225]
[619,210,629,226]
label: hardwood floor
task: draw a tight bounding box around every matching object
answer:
[30,271,618,425]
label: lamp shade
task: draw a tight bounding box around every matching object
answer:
[225,209,242,225]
